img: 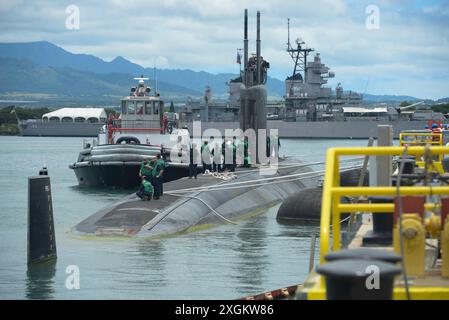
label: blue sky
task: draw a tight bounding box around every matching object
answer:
[0,0,448,99]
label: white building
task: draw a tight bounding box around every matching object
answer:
[42,108,107,123]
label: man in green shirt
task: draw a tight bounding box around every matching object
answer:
[152,154,165,199]
[139,157,154,178]
[243,136,252,167]
[136,176,153,201]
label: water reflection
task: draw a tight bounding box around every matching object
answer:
[136,239,167,288]
[70,185,129,197]
[234,214,269,296]
[26,260,56,300]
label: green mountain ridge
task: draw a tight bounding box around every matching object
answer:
[0,57,202,103]
[0,41,432,105]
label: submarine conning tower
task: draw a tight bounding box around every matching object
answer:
[239,9,270,164]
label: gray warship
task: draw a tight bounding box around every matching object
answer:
[16,107,106,137]
[176,21,445,139]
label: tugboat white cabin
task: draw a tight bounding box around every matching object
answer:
[70,76,190,188]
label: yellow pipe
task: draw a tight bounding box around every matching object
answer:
[332,195,341,251]
[337,203,440,213]
[338,203,393,212]
[332,146,449,157]
[400,133,439,136]
[400,132,441,143]
[332,186,449,196]
[319,148,335,264]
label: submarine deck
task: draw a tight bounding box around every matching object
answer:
[75,167,267,237]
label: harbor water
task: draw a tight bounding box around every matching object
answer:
[0,136,368,299]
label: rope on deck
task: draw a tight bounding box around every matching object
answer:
[164,192,239,225]
[167,166,361,195]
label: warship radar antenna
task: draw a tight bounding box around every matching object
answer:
[286,19,314,82]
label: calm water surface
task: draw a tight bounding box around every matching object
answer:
[0,136,368,299]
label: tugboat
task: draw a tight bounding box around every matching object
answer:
[69,76,191,188]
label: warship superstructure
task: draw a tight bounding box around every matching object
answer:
[284,24,363,122]
[175,20,445,138]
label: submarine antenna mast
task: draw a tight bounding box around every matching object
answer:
[243,9,249,86]
[256,11,261,85]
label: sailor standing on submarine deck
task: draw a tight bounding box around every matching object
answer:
[189,143,199,179]
[139,157,154,178]
[152,154,165,200]
[201,140,212,173]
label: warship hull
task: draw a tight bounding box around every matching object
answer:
[19,121,103,137]
[183,120,431,139]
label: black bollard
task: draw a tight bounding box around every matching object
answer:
[27,173,57,265]
[396,157,415,175]
[362,196,394,246]
[316,259,401,300]
[325,248,401,264]
[392,157,415,186]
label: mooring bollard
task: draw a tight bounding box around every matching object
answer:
[316,259,401,300]
[363,197,395,246]
[324,248,401,264]
[27,168,57,265]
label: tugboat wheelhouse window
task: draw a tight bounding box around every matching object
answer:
[121,101,127,114]
[87,117,99,123]
[145,101,152,115]
[127,101,136,114]
[75,117,85,123]
[136,101,144,115]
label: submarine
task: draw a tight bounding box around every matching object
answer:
[74,160,320,237]
[73,10,330,238]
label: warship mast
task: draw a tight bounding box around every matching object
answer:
[286,18,314,82]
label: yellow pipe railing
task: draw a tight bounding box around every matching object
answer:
[319,146,449,264]
[337,203,440,213]
[400,133,444,168]
[399,132,442,146]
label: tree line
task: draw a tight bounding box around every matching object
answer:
[0,106,51,125]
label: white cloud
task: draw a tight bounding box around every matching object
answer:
[0,0,23,12]
[0,0,448,99]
